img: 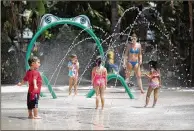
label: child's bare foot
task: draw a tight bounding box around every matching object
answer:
[101,107,104,110]
[33,116,42,119]
[144,105,147,108]
[141,90,145,94]
[28,116,34,119]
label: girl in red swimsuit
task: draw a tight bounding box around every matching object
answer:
[92,56,107,110]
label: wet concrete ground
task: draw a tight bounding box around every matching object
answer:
[1,85,194,130]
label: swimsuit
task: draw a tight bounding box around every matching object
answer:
[149,81,160,89]
[149,72,160,89]
[129,48,139,54]
[93,68,106,87]
[68,61,78,78]
[27,93,39,110]
[128,61,139,68]
[128,48,140,68]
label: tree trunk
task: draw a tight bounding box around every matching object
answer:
[171,0,174,9]
[188,1,194,86]
[111,1,120,42]
[138,4,147,41]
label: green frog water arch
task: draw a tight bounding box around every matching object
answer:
[25,14,134,99]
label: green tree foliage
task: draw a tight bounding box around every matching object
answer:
[1,1,193,85]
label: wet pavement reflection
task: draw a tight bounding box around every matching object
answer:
[1,87,194,130]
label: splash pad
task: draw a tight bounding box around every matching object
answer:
[25,14,134,99]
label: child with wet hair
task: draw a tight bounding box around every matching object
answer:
[68,54,79,95]
[17,56,42,119]
[144,61,162,108]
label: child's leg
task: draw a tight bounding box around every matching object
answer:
[28,110,33,119]
[153,88,159,107]
[33,108,39,118]
[73,77,78,95]
[69,77,73,95]
[144,87,153,107]
[33,94,41,119]
[33,108,41,119]
[94,87,100,109]
[99,86,105,110]
[27,93,33,118]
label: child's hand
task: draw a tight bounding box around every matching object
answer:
[143,73,148,77]
[17,82,22,86]
[144,73,151,78]
[34,86,38,91]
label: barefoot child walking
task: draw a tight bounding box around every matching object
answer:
[17,56,42,119]
[144,61,161,108]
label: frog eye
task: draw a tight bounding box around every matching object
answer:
[40,14,59,28]
[73,15,91,28]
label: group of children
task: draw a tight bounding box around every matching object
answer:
[17,54,161,119]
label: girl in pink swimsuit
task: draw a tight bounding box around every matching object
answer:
[92,56,107,110]
[144,61,161,108]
